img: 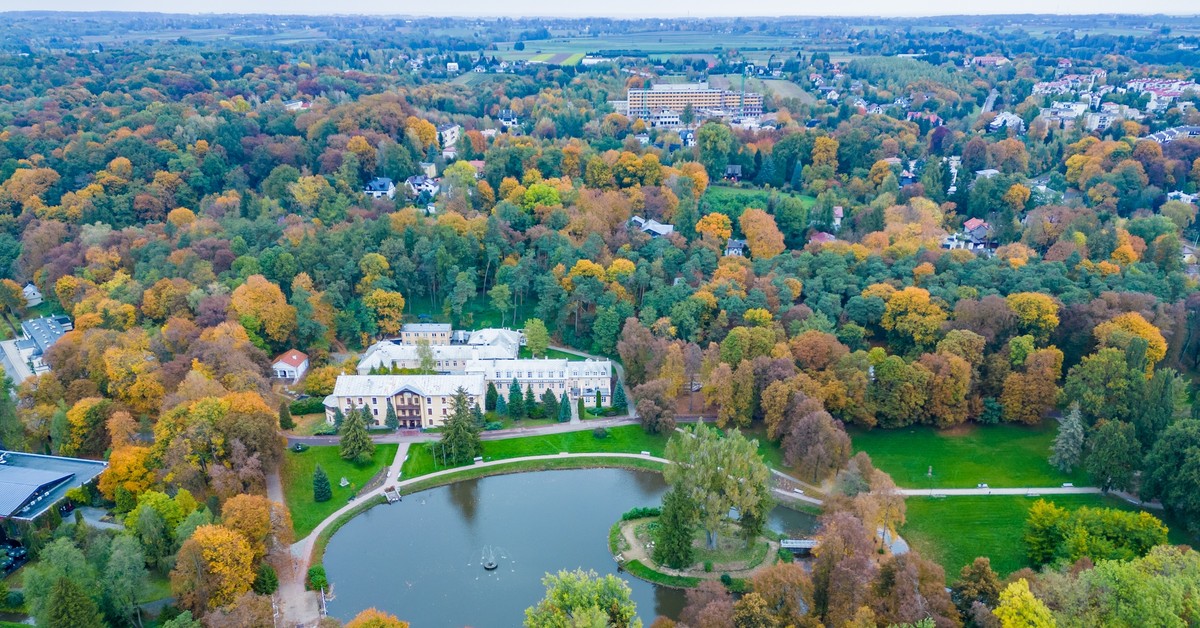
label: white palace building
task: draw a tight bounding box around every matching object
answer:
[324,324,614,429]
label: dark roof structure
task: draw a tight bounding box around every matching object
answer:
[0,451,107,521]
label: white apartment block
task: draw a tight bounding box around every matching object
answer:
[467,358,614,405]
[358,327,524,374]
[616,82,764,118]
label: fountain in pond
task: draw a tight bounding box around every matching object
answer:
[481,545,499,571]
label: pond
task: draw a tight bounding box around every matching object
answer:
[323,468,817,626]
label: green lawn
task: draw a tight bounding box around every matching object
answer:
[281,444,398,538]
[401,425,669,478]
[849,422,1089,489]
[700,185,816,226]
[903,494,1193,579]
[518,346,588,361]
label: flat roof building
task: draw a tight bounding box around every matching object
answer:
[0,451,106,521]
[618,82,763,118]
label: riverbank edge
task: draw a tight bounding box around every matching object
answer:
[310,457,668,567]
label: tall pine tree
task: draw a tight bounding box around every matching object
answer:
[385,403,400,430]
[313,464,332,502]
[524,385,537,417]
[559,394,572,422]
[485,381,499,411]
[1050,402,1085,473]
[507,378,525,418]
[612,383,628,412]
[278,401,295,430]
[441,389,482,465]
[44,577,104,628]
[339,407,376,464]
[541,390,558,422]
[653,489,697,569]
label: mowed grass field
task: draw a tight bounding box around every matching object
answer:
[903,494,1193,579]
[400,424,669,478]
[849,422,1089,489]
[281,444,398,537]
[495,31,804,59]
[707,74,817,104]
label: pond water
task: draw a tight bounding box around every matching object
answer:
[323,468,817,626]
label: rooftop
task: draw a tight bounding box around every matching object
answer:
[20,315,72,356]
[274,349,308,368]
[329,374,486,401]
[0,451,107,520]
[402,323,453,333]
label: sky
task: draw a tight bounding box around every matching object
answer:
[14,0,1200,17]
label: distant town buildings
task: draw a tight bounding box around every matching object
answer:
[971,55,1010,67]
[1148,126,1200,144]
[613,82,763,120]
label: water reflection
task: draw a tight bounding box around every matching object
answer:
[323,468,815,626]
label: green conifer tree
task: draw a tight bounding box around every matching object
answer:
[496,393,508,416]
[525,385,537,417]
[339,407,376,464]
[507,378,525,418]
[653,489,698,569]
[385,403,400,430]
[279,401,295,430]
[541,389,558,422]
[613,384,628,412]
[559,394,572,422]
[485,381,499,411]
[441,389,482,465]
[44,577,104,628]
[313,464,332,502]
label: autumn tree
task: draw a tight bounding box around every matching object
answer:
[739,208,786,259]
[882,287,946,353]
[748,562,813,627]
[347,608,411,628]
[221,494,293,563]
[364,289,406,337]
[1005,293,1060,343]
[171,524,257,613]
[1001,347,1063,425]
[229,275,296,345]
[696,212,733,244]
[1094,312,1167,374]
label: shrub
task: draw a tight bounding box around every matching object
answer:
[704,562,714,573]
[291,443,310,453]
[65,485,90,506]
[290,397,326,415]
[593,427,609,439]
[313,424,337,436]
[720,573,732,586]
[776,548,794,563]
[485,421,504,431]
[253,563,279,594]
[621,506,662,521]
[306,565,328,591]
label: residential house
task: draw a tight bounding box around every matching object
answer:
[272,349,309,383]
[975,169,1000,180]
[418,162,438,178]
[972,55,1010,67]
[906,111,944,126]
[809,232,838,245]
[405,175,441,197]
[942,218,993,252]
[437,123,461,148]
[1148,126,1200,144]
[724,239,748,257]
[15,315,72,374]
[363,177,396,200]
[724,165,743,181]
[283,99,310,112]
[497,109,519,127]
[832,206,844,231]
[989,112,1026,134]
[629,216,675,238]
[679,129,696,147]
[446,62,459,73]
[22,283,42,307]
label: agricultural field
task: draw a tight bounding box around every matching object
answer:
[707,74,816,104]
[849,422,1089,489]
[495,30,804,60]
[903,494,1193,578]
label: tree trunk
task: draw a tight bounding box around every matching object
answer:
[706,529,718,550]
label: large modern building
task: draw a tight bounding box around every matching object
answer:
[0,451,106,521]
[399,323,453,345]
[614,82,764,119]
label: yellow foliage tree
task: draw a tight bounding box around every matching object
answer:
[739,208,786,259]
[171,524,256,612]
[230,275,297,343]
[98,445,154,501]
[695,212,733,244]
[882,287,947,350]
[992,579,1055,628]
[364,289,407,336]
[346,608,411,628]
[1005,292,1060,342]
[1094,312,1167,373]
